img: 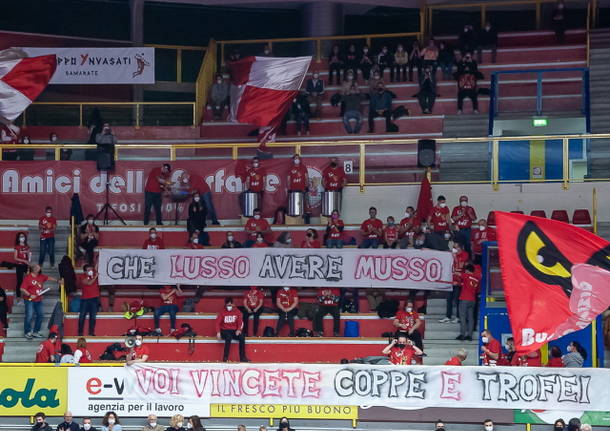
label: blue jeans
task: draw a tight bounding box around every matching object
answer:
[456,228,472,255]
[79,297,99,335]
[24,300,43,335]
[154,304,178,329]
[39,237,55,266]
[359,238,379,249]
[343,111,362,134]
[326,239,344,248]
[202,191,219,224]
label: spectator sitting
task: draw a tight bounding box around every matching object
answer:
[188,231,204,249]
[142,228,165,250]
[95,123,117,146]
[165,414,186,431]
[368,70,384,94]
[154,285,182,336]
[59,343,75,363]
[358,45,374,81]
[74,337,93,364]
[359,206,383,248]
[393,44,408,82]
[328,44,344,85]
[187,172,220,225]
[445,348,468,365]
[552,0,567,43]
[244,208,270,248]
[547,345,564,367]
[480,328,502,365]
[277,418,295,431]
[399,206,418,249]
[274,231,293,248]
[375,46,393,80]
[554,419,566,431]
[413,231,427,249]
[417,66,437,114]
[421,38,439,76]
[437,41,455,80]
[216,297,249,362]
[305,71,324,119]
[458,24,477,54]
[477,22,498,63]
[261,44,273,57]
[340,70,359,96]
[221,231,242,248]
[454,52,481,114]
[325,209,345,248]
[31,412,53,431]
[382,334,423,365]
[393,300,424,350]
[292,91,311,136]
[341,86,366,134]
[187,193,208,245]
[345,44,359,78]
[187,417,204,431]
[142,415,164,431]
[101,412,121,431]
[408,40,422,82]
[209,74,229,121]
[451,195,477,254]
[78,215,99,265]
[126,335,149,365]
[368,82,394,133]
[252,232,269,248]
[276,287,299,337]
[80,417,98,431]
[314,287,341,337]
[241,286,264,336]
[383,216,399,249]
[301,228,321,248]
[366,288,384,312]
[563,341,587,367]
[35,332,59,363]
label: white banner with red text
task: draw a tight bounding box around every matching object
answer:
[66,363,610,417]
[97,248,453,289]
[21,47,155,84]
[0,159,334,220]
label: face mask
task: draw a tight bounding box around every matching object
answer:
[330,162,337,168]
[421,227,428,233]
[177,422,184,428]
[439,203,446,208]
[23,138,30,144]
[19,236,25,243]
[192,237,198,243]
[406,307,413,312]
[479,225,486,231]
[294,159,300,165]
[313,74,319,79]
[150,423,157,428]
[374,75,380,79]
[444,233,451,240]
[332,214,339,219]
[46,212,52,217]
[226,305,233,311]
[451,248,458,253]
[84,425,91,430]
[253,162,259,168]
[347,74,353,80]
[217,79,222,83]
[307,233,313,238]
[87,270,94,276]
[415,240,424,246]
[188,424,193,429]
[363,49,368,53]
[51,136,57,142]
[256,237,263,243]
[485,427,493,431]
[227,235,234,242]
[388,221,394,226]
[460,201,467,207]
[254,214,261,220]
[87,219,94,224]
[150,233,157,239]
[482,336,489,344]
[283,287,290,291]
[108,419,116,425]
[194,197,200,202]
[135,340,142,346]
[396,343,406,349]
[404,212,411,218]
[554,427,564,431]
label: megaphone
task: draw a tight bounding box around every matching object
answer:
[125,336,136,348]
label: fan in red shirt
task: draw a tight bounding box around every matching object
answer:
[427,195,451,235]
[444,348,468,366]
[244,209,271,248]
[441,243,469,323]
[35,332,59,363]
[252,232,269,248]
[126,334,150,365]
[287,154,309,192]
[359,207,383,248]
[398,206,418,248]
[216,298,249,362]
[21,263,57,339]
[313,287,341,336]
[322,157,346,192]
[301,228,322,248]
[480,329,502,366]
[74,337,93,364]
[78,264,100,336]
[325,210,345,248]
[383,216,399,248]
[513,349,542,367]
[382,334,423,365]
[38,206,57,267]
[276,287,299,336]
[547,346,564,367]
[456,264,480,341]
[471,219,496,264]
[393,300,424,349]
[188,231,204,249]
[451,195,477,253]
[142,227,165,249]
[154,285,182,335]
[242,287,264,336]
[246,157,266,193]
[144,163,172,226]
[13,231,31,303]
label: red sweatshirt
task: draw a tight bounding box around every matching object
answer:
[215,308,243,332]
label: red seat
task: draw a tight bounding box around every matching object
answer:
[572,209,592,225]
[530,210,547,218]
[487,211,496,227]
[511,210,524,214]
[551,210,570,223]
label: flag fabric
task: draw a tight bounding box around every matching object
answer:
[228,56,311,146]
[415,175,433,224]
[495,211,610,354]
[0,51,56,122]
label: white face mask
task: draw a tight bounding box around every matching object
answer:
[227,235,234,242]
[253,162,259,168]
[108,419,116,425]
[150,233,157,239]
[46,212,52,217]
[194,197,200,202]
[439,203,446,208]
[187,423,193,429]
[283,287,290,291]
[256,237,264,243]
[226,305,233,311]
[192,237,198,243]
[254,214,261,220]
[51,136,57,142]
[23,138,30,144]
[87,270,94,277]
[294,159,300,165]
[406,307,413,312]
[444,233,451,240]
[451,248,458,253]
[149,423,157,428]
[286,238,292,244]
[19,236,25,243]
[83,424,91,431]
[460,201,467,207]
[479,225,486,231]
[177,422,183,428]
[135,340,142,346]
[485,426,493,431]
[482,336,489,344]
[87,219,94,224]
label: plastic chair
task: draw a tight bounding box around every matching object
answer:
[550,210,570,223]
[530,210,547,218]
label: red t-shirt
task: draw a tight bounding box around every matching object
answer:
[452,250,470,285]
[131,345,150,360]
[246,167,266,192]
[471,227,496,254]
[15,244,30,262]
[145,167,167,193]
[547,357,564,367]
[445,356,462,366]
[252,241,269,248]
[288,165,308,191]
[395,310,421,331]
[277,288,298,309]
[389,345,417,365]
[361,218,383,239]
[322,166,346,191]
[244,288,264,309]
[459,272,480,302]
[160,286,177,305]
[75,347,92,363]
[39,216,57,239]
[451,205,477,229]
[189,242,204,249]
[399,217,419,239]
[189,173,211,194]
[142,237,165,250]
[301,239,321,248]
[328,219,344,239]
[482,338,502,365]
[430,206,450,232]
[384,225,399,244]
[215,308,243,332]
[318,287,340,305]
[515,350,542,367]
[245,217,270,240]
[35,339,57,363]
[79,274,100,299]
[22,274,49,302]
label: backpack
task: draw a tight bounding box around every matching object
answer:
[296,328,313,337]
[263,326,275,337]
[341,298,358,314]
[377,299,399,318]
[99,343,128,361]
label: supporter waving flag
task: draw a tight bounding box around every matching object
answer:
[495,211,610,355]
[0,49,56,123]
[228,55,312,149]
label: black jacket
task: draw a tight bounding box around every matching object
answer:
[31,423,53,431]
[57,422,80,431]
[187,202,207,233]
[306,78,324,94]
[78,428,98,431]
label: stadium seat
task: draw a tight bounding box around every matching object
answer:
[510,210,524,214]
[530,210,547,218]
[486,211,496,227]
[550,210,570,223]
[572,209,592,230]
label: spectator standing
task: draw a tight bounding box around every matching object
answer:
[428,196,451,241]
[241,286,264,336]
[126,335,150,365]
[101,412,122,431]
[440,243,468,323]
[143,163,172,226]
[563,341,586,367]
[437,41,455,80]
[31,413,53,431]
[13,231,31,304]
[276,287,299,337]
[547,346,564,367]
[399,206,418,249]
[480,329,502,365]
[477,22,498,63]
[95,123,117,146]
[445,348,468,365]
[56,411,80,431]
[165,414,186,431]
[244,157,266,211]
[292,91,311,136]
[358,46,374,81]
[345,44,359,78]
[301,228,321,248]
[74,337,93,364]
[393,44,408,82]
[244,208,271,248]
[216,297,249,362]
[78,264,100,336]
[187,193,207,244]
[328,45,344,85]
[287,153,308,195]
[142,228,165,250]
[221,231,242,248]
[368,82,394,133]
[209,74,229,121]
[322,157,347,193]
[79,417,98,431]
[359,207,383,248]
[305,71,324,119]
[325,209,344,248]
[187,172,220,225]
[552,0,567,43]
[408,41,422,82]
[79,215,99,265]
[314,287,341,337]
[38,206,56,268]
[471,219,495,264]
[455,53,481,114]
[376,46,393,80]
[154,285,182,336]
[35,332,59,363]
[456,264,480,341]
[417,66,437,114]
[458,25,477,54]
[394,300,424,350]
[22,264,57,339]
[383,216,399,248]
[0,286,7,329]
[341,87,366,134]
[421,38,439,76]
[142,415,164,431]
[451,195,477,254]
[382,334,423,365]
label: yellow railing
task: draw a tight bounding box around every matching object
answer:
[22,101,197,128]
[144,43,206,84]
[195,39,217,126]
[60,279,67,313]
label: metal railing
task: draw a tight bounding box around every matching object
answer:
[144,43,206,83]
[195,39,218,126]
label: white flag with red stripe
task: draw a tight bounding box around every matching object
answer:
[228,56,311,145]
[0,49,56,122]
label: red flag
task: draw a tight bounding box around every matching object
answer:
[495,211,610,354]
[415,175,433,224]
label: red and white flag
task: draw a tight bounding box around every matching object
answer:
[0,49,56,122]
[228,56,311,146]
